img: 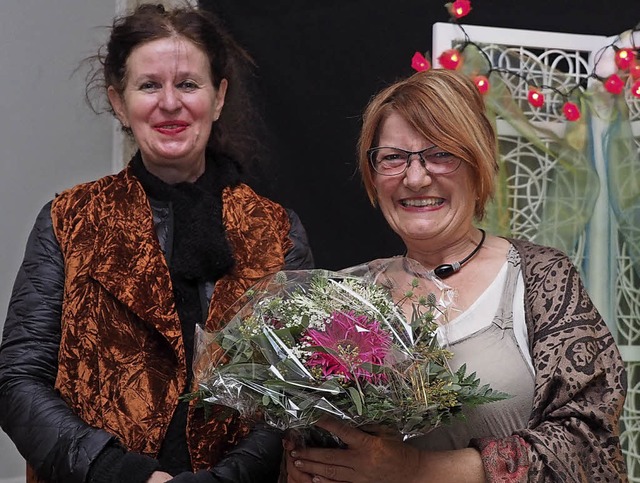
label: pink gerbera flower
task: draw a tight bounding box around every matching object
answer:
[303,311,391,383]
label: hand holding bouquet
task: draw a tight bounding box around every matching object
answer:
[187,258,507,441]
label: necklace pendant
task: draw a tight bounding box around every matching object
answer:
[434,264,456,279]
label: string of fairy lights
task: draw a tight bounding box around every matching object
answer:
[411,0,640,121]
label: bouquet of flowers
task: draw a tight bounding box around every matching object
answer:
[188,257,507,440]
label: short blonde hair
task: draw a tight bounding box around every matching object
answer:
[357,69,498,220]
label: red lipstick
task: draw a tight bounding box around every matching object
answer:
[154,120,188,135]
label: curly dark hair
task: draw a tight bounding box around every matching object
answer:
[86,3,268,173]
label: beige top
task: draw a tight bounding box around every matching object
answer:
[409,247,535,451]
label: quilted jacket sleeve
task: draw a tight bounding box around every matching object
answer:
[212,422,283,482]
[284,209,314,270]
[0,202,114,482]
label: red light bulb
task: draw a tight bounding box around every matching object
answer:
[604,74,625,94]
[473,75,490,94]
[562,101,581,121]
[438,49,462,70]
[527,88,545,108]
[632,80,640,99]
[449,0,472,19]
[630,62,640,80]
[411,52,431,72]
[615,48,635,71]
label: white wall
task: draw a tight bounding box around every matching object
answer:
[0,1,117,480]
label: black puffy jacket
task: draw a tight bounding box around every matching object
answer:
[0,199,314,483]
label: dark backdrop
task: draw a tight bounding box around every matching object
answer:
[201,0,638,270]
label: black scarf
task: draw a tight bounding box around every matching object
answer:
[131,151,241,475]
[131,151,239,282]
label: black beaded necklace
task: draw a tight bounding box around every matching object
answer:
[433,229,486,279]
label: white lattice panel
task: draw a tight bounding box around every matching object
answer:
[433,22,640,479]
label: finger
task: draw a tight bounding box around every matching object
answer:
[291,447,344,465]
[314,416,368,447]
[292,458,353,483]
[287,461,314,482]
[283,438,295,451]
[286,449,315,483]
[358,424,402,440]
[309,477,350,483]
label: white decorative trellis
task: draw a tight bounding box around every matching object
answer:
[433,22,640,479]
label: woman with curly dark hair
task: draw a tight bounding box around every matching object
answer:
[0,4,313,483]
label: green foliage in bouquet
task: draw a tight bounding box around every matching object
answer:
[188,267,508,438]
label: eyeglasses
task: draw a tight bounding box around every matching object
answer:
[367,146,462,176]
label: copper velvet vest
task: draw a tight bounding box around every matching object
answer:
[43,166,292,477]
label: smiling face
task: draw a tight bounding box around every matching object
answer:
[373,111,477,248]
[108,36,227,183]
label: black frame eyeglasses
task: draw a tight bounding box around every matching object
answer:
[367,146,462,176]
